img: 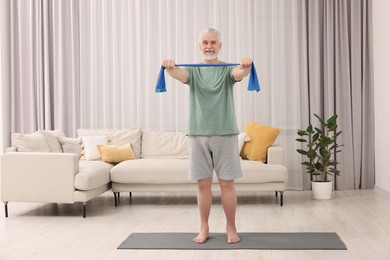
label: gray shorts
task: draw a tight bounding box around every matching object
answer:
[188,135,243,181]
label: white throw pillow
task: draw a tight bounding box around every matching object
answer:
[11,132,51,152]
[238,133,251,154]
[82,136,108,160]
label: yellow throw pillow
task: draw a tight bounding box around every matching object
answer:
[97,143,137,163]
[240,121,281,163]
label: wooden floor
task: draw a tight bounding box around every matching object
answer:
[1,189,390,260]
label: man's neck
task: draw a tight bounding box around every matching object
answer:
[203,59,220,64]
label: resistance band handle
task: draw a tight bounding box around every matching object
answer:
[155,63,260,93]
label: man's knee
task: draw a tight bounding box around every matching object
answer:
[218,179,235,192]
[197,177,213,191]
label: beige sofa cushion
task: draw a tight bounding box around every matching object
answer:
[58,137,81,156]
[75,161,113,190]
[141,131,188,158]
[38,130,66,152]
[110,159,191,184]
[110,158,287,185]
[11,132,51,152]
[11,130,66,153]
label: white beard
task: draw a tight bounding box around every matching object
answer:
[203,54,217,60]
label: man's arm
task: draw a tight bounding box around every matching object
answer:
[162,59,189,84]
[232,57,253,81]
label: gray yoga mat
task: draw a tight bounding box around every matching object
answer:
[117,232,347,250]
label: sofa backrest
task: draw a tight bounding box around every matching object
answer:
[141,130,188,159]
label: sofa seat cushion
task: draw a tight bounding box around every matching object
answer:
[237,159,288,184]
[110,158,287,185]
[110,159,191,184]
[75,161,113,190]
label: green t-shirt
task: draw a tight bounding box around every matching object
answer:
[185,64,239,136]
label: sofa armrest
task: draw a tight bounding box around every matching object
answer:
[267,145,284,165]
[1,152,79,203]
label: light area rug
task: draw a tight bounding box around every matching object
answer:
[117,232,347,250]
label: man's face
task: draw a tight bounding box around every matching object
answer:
[199,32,222,61]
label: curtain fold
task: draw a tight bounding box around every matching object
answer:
[4,0,80,138]
[299,0,374,190]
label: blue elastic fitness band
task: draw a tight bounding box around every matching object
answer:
[155,63,260,93]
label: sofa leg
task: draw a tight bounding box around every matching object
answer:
[275,191,278,197]
[129,192,132,197]
[4,202,8,218]
[83,202,86,218]
[279,191,284,206]
[114,192,119,207]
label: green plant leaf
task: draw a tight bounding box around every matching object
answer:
[312,133,319,142]
[297,149,307,155]
[314,114,326,125]
[306,124,313,133]
[307,149,316,160]
[314,127,324,135]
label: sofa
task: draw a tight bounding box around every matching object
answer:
[1,127,288,218]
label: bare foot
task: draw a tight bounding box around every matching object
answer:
[193,227,209,244]
[227,227,240,244]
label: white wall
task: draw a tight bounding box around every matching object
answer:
[373,0,390,193]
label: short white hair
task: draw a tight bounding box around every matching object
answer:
[199,28,221,42]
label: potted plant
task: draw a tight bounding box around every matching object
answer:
[296,114,342,199]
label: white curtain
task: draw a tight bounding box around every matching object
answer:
[78,0,303,189]
[0,0,80,137]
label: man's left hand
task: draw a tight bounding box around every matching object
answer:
[239,58,253,69]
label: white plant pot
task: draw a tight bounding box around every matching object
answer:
[311,181,333,200]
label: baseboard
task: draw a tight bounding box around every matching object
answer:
[375,186,390,199]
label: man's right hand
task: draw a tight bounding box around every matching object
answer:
[161,59,189,84]
[162,59,176,70]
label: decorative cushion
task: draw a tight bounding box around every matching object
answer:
[58,137,81,157]
[97,143,137,163]
[77,128,142,158]
[82,136,108,160]
[11,132,51,152]
[240,121,281,163]
[141,131,188,158]
[238,133,251,154]
[38,130,65,152]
